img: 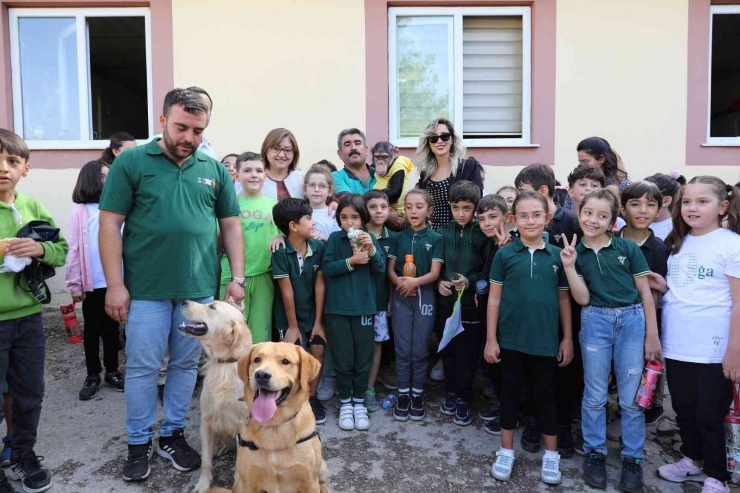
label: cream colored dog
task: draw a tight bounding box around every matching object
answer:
[179,300,252,493]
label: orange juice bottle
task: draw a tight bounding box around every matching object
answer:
[402,254,417,278]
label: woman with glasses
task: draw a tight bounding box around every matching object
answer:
[415,118,484,231]
[260,128,305,200]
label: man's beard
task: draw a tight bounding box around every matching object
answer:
[163,127,195,159]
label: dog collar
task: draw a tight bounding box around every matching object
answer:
[216,357,239,364]
[235,429,320,451]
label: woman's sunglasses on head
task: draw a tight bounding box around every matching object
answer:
[428,133,451,144]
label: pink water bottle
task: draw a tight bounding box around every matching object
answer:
[725,384,740,472]
[635,359,663,409]
[60,303,83,344]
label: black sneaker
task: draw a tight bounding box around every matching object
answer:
[619,458,644,493]
[0,470,20,493]
[521,416,541,453]
[574,431,587,456]
[79,374,101,401]
[104,371,125,392]
[309,396,327,425]
[122,440,153,481]
[479,402,500,421]
[484,416,502,436]
[156,429,200,472]
[7,454,51,492]
[557,425,575,459]
[393,393,410,422]
[453,398,471,426]
[644,406,665,426]
[410,394,425,421]
[583,451,607,489]
[440,393,456,416]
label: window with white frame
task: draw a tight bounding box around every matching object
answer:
[388,6,531,148]
[708,6,740,145]
[9,8,152,149]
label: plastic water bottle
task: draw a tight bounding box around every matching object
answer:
[60,302,83,344]
[381,394,397,410]
[635,359,663,409]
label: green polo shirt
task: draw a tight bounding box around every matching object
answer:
[575,234,650,308]
[439,220,491,307]
[371,226,395,312]
[490,237,569,357]
[323,229,385,316]
[387,226,444,277]
[272,238,324,332]
[333,165,377,196]
[100,138,239,299]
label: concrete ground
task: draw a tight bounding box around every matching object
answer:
[10,310,715,492]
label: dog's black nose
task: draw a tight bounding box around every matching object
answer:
[255,369,272,384]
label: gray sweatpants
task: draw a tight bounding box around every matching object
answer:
[392,285,436,393]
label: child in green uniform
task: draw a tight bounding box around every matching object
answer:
[219,152,279,343]
[323,194,385,431]
[485,191,573,486]
[271,198,328,425]
[387,189,444,422]
[362,190,394,412]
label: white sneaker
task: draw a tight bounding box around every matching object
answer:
[430,360,444,382]
[657,457,707,483]
[491,449,515,481]
[541,452,562,485]
[354,403,370,431]
[317,376,337,401]
[702,478,730,493]
[338,403,354,430]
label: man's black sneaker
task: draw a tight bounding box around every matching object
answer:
[122,440,153,481]
[521,416,541,453]
[79,374,101,401]
[453,398,471,426]
[619,457,644,493]
[410,394,425,421]
[104,371,125,392]
[440,393,456,416]
[583,451,607,489]
[156,429,200,472]
[484,416,502,436]
[644,406,665,426]
[309,396,327,425]
[7,454,51,492]
[0,470,20,493]
[393,393,410,422]
[557,425,575,459]
[479,402,500,421]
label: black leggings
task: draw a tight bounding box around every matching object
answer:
[499,348,557,435]
[666,358,733,482]
[82,288,120,375]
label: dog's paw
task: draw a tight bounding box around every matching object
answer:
[191,476,212,493]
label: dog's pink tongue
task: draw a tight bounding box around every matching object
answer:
[252,390,278,423]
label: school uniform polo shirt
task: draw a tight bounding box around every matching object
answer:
[617,228,670,279]
[372,227,395,311]
[575,234,650,308]
[100,138,239,299]
[546,206,581,249]
[490,237,569,357]
[272,239,325,332]
[438,220,491,306]
[387,226,444,277]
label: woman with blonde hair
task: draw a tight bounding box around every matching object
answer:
[415,118,483,231]
[261,128,305,200]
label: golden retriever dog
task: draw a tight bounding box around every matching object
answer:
[179,300,252,493]
[208,342,330,493]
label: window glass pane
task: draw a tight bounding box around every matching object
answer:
[710,13,740,138]
[395,16,453,139]
[18,18,80,140]
[88,17,148,140]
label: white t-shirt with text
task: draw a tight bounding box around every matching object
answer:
[312,208,340,241]
[651,217,673,241]
[662,228,740,363]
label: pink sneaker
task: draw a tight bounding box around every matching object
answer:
[702,478,730,493]
[657,457,706,483]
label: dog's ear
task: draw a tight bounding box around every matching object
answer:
[237,346,253,384]
[299,346,321,393]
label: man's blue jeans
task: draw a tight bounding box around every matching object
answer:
[580,304,646,459]
[125,297,211,445]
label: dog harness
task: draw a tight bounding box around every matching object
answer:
[235,412,320,451]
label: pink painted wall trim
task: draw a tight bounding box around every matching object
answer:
[364,0,557,167]
[686,0,740,166]
[0,0,174,169]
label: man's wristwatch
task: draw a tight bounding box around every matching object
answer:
[230,277,246,287]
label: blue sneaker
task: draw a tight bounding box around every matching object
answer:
[0,437,11,467]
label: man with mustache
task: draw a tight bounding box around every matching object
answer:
[333,128,376,197]
[99,88,245,483]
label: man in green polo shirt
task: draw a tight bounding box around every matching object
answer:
[333,128,376,198]
[99,88,244,483]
